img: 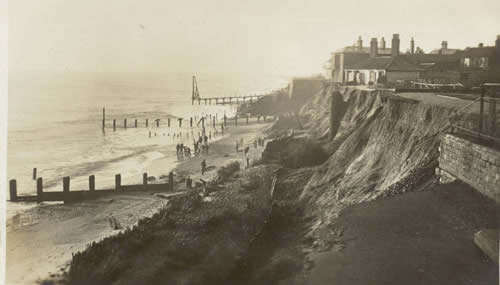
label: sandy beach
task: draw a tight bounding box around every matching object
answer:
[6,120,271,285]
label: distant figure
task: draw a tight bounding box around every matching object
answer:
[246,156,250,168]
[201,159,207,175]
[186,176,192,188]
[244,146,250,156]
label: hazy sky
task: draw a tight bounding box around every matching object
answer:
[9,0,500,76]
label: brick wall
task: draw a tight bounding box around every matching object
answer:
[438,134,500,203]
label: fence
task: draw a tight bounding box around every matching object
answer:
[449,84,500,144]
[8,172,175,203]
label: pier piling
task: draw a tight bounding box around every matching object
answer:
[143,173,148,185]
[33,168,37,180]
[9,179,17,202]
[115,174,121,190]
[89,175,95,192]
[37,177,43,202]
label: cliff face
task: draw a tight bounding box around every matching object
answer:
[297,85,459,232]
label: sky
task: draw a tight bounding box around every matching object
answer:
[8,0,500,77]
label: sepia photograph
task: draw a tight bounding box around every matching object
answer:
[1,0,499,284]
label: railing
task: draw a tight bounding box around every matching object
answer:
[448,84,500,144]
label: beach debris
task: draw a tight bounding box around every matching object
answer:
[107,215,122,230]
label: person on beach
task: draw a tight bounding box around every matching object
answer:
[235,141,239,152]
[244,146,250,156]
[246,155,250,168]
[201,159,207,175]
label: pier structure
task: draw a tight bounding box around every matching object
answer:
[191,76,265,105]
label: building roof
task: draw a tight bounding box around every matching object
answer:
[461,46,497,57]
[346,56,423,72]
[430,48,460,55]
[333,46,392,55]
[402,54,460,64]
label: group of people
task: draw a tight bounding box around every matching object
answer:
[176,143,191,160]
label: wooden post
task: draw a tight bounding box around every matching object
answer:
[33,168,37,180]
[135,119,138,128]
[63,176,70,192]
[146,119,149,127]
[157,119,160,128]
[124,119,127,128]
[89,175,95,192]
[168,172,174,191]
[36,177,43,202]
[178,118,182,127]
[9,179,17,202]
[190,117,193,128]
[113,119,116,130]
[143,173,148,185]
[102,107,105,129]
[246,116,249,124]
[168,118,171,127]
[479,86,484,135]
[115,174,121,190]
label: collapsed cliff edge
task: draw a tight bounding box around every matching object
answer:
[55,83,498,285]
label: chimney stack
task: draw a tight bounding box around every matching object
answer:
[370,38,378,58]
[391,34,400,57]
[496,35,500,53]
[410,37,415,54]
[380,37,386,49]
[478,43,484,48]
[357,36,363,51]
[441,41,448,49]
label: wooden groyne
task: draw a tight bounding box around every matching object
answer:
[8,172,176,203]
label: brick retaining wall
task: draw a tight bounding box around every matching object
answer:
[438,134,500,203]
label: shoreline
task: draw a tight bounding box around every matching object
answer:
[6,119,272,285]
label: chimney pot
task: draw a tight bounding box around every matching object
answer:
[441,41,448,49]
[380,37,386,49]
[370,38,378,58]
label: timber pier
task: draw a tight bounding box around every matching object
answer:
[191,76,265,105]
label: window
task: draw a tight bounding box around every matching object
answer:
[463,57,470,68]
[478,57,489,69]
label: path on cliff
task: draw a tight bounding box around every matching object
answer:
[307,181,499,285]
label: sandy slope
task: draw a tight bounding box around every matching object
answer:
[6,121,270,285]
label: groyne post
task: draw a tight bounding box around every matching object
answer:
[89,175,95,192]
[146,119,149,127]
[190,117,193,128]
[157,119,160,128]
[9,179,17,202]
[143,173,148,185]
[102,107,106,129]
[179,118,182,127]
[113,119,116,130]
[33,168,37,180]
[168,118,171,128]
[135,119,138,128]
[124,119,127,129]
[36,177,43,202]
[168,172,174,191]
[115,174,121,190]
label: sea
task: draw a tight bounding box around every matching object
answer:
[7,71,289,216]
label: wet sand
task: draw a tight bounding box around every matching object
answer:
[6,120,271,285]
